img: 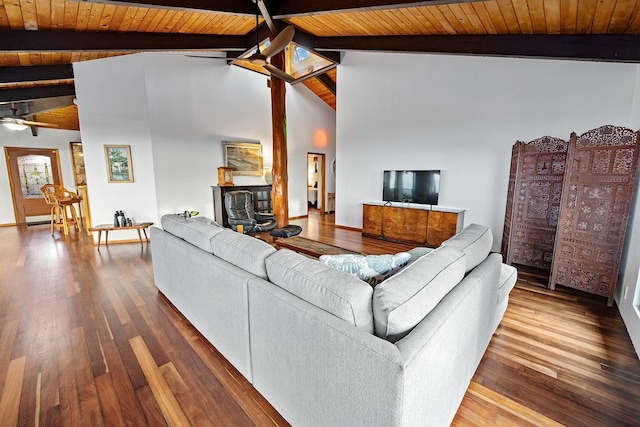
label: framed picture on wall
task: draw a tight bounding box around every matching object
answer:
[223,141,263,176]
[104,145,134,183]
[70,142,86,185]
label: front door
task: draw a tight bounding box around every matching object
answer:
[4,147,63,225]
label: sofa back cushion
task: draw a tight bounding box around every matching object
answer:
[265,249,374,333]
[372,246,466,342]
[161,214,191,238]
[441,223,492,273]
[182,221,226,253]
[211,231,276,280]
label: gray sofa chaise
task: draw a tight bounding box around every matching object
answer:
[150,214,517,426]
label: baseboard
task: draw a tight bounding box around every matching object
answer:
[0,223,16,227]
[335,224,361,232]
[288,215,308,220]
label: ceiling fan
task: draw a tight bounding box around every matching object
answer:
[189,1,295,82]
[1,105,58,131]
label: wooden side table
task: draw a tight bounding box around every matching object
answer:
[89,222,153,250]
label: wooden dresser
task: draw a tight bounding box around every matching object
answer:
[362,203,464,247]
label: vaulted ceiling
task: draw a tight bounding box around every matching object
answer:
[2,0,640,132]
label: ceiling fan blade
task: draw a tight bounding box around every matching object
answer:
[263,64,294,83]
[260,26,295,59]
[21,120,59,128]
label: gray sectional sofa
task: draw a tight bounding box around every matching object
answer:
[150,214,517,427]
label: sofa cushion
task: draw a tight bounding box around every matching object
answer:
[498,263,517,304]
[441,223,492,273]
[318,252,411,287]
[373,246,466,342]
[161,214,191,238]
[182,220,225,253]
[211,231,276,280]
[265,249,374,333]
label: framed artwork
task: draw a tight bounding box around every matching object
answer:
[70,142,86,185]
[223,142,263,176]
[104,145,134,183]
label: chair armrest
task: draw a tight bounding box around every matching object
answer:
[228,218,256,227]
[255,212,275,222]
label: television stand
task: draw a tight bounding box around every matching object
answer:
[362,203,464,247]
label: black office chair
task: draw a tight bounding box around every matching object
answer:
[224,190,277,234]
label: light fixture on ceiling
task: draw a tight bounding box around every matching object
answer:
[3,122,28,131]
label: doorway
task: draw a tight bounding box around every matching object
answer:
[4,147,64,225]
[307,153,326,215]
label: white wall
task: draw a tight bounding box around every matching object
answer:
[0,127,82,225]
[73,52,335,238]
[336,51,640,357]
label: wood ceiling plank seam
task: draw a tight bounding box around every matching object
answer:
[162,10,187,33]
[74,1,93,32]
[401,7,438,34]
[421,6,457,34]
[0,8,10,29]
[18,52,31,66]
[4,0,25,30]
[202,13,236,34]
[196,13,222,34]
[180,10,209,33]
[34,0,51,29]
[543,0,561,34]
[623,0,640,32]
[301,16,343,36]
[528,0,548,33]
[51,51,61,63]
[60,51,71,63]
[326,12,361,35]
[590,0,618,33]
[375,9,408,34]
[18,0,38,30]
[106,5,128,31]
[39,51,51,64]
[575,0,598,34]
[380,10,411,35]
[473,2,501,34]
[140,7,168,32]
[212,14,242,34]
[151,7,176,32]
[559,0,579,33]
[50,0,64,30]
[609,0,637,33]
[128,7,152,32]
[133,6,158,32]
[62,0,79,29]
[319,13,355,36]
[390,8,423,35]
[436,5,470,34]
[85,3,106,32]
[510,0,535,34]
[117,6,141,32]
[458,3,490,34]
[496,0,523,34]
[169,10,197,34]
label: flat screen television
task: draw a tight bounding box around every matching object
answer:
[383,170,440,205]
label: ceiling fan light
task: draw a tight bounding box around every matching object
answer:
[3,122,28,131]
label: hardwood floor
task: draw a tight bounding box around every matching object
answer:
[0,212,638,426]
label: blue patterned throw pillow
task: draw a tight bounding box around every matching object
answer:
[319,252,411,287]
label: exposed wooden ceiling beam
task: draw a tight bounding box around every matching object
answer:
[0,64,74,84]
[315,73,336,95]
[0,84,76,103]
[270,0,484,18]
[314,34,640,63]
[0,30,247,52]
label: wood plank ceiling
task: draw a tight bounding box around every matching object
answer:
[1,0,640,131]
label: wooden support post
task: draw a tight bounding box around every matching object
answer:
[270,48,289,226]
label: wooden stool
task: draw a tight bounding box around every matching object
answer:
[41,184,81,236]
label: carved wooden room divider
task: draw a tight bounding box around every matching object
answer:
[502,136,568,271]
[549,125,639,306]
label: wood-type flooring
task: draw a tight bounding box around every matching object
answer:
[0,211,637,426]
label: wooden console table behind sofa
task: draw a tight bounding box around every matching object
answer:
[362,203,464,247]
